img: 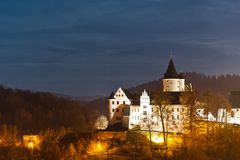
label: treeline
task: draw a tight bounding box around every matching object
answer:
[129,72,240,97]
[183,72,240,96]
[0,86,100,134]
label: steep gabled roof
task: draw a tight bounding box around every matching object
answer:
[122,89,134,99]
[164,58,179,79]
[122,89,140,105]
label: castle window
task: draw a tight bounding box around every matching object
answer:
[177,115,179,120]
[231,111,235,117]
[117,101,119,105]
[112,101,115,105]
[116,117,121,120]
[237,109,239,111]
[177,108,179,112]
[143,111,147,115]
[112,109,115,112]
[123,101,126,105]
[172,115,174,119]
[182,108,184,112]
[116,109,119,112]
[172,108,174,112]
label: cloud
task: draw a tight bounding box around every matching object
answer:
[0,0,240,95]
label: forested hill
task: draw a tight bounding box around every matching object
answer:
[0,86,100,134]
[129,72,240,97]
[1,72,240,133]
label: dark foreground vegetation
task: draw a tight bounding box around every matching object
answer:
[0,72,240,159]
[0,123,240,160]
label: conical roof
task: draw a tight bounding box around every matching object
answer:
[164,58,179,79]
[108,92,115,99]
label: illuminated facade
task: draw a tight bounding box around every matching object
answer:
[23,134,41,149]
[198,91,240,125]
[108,58,190,133]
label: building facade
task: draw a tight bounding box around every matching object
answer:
[108,58,190,133]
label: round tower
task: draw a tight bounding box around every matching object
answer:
[163,58,185,92]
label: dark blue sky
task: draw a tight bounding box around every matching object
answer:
[1,0,240,96]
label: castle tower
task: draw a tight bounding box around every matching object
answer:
[163,58,186,133]
[163,58,185,92]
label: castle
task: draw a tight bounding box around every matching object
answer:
[107,58,240,133]
[107,58,190,133]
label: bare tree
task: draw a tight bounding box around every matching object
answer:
[94,115,108,130]
[154,91,173,147]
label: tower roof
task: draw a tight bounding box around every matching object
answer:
[164,58,179,79]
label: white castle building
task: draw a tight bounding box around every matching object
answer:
[107,58,240,133]
[195,91,240,125]
[216,91,240,124]
[107,58,190,133]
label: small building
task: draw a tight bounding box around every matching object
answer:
[23,134,41,149]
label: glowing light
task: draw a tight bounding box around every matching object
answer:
[97,143,101,149]
[152,135,164,144]
[28,141,34,149]
[87,140,108,155]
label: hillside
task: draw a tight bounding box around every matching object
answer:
[129,72,240,97]
[89,72,240,115]
[0,86,100,134]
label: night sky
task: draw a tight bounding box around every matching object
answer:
[1,0,240,96]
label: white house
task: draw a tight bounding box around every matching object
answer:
[107,58,191,133]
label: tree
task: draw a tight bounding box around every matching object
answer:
[94,115,108,130]
[154,91,173,147]
[180,85,197,145]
